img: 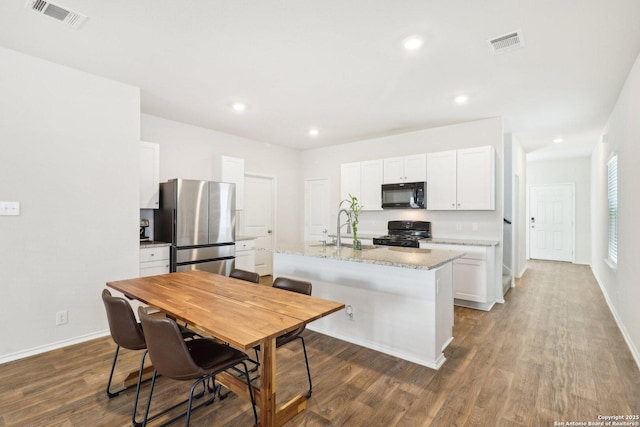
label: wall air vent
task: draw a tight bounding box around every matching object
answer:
[487,30,524,54]
[25,0,87,29]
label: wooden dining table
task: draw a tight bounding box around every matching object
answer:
[107,270,344,426]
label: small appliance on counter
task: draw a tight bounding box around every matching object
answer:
[140,218,150,242]
[373,220,431,248]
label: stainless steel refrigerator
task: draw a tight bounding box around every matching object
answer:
[155,179,236,275]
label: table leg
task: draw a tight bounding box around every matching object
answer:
[259,338,276,426]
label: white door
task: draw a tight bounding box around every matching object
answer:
[529,183,574,262]
[243,175,274,276]
[305,178,330,241]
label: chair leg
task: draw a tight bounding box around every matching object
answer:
[299,336,313,398]
[240,362,258,425]
[106,345,122,398]
[185,377,209,427]
[131,350,148,427]
[249,348,260,373]
[141,370,159,427]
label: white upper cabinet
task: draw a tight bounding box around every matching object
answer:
[427,146,495,211]
[139,141,160,209]
[383,154,426,184]
[360,159,383,211]
[221,155,244,210]
[340,162,361,201]
[456,146,495,210]
[340,160,383,211]
[426,150,457,210]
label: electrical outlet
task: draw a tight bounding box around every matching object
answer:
[345,305,354,320]
[56,310,68,326]
[472,223,479,231]
[456,223,462,231]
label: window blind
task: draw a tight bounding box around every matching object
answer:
[607,155,618,265]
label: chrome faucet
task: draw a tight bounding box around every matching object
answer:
[336,208,352,249]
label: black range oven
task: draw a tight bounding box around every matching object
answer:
[373,221,431,248]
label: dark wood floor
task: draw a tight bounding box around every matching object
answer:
[1,261,639,426]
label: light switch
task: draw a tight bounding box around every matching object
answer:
[0,201,20,216]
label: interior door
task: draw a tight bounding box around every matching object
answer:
[243,175,274,276]
[305,178,330,241]
[529,183,574,262]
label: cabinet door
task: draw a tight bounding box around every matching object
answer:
[235,251,256,272]
[453,258,487,303]
[457,146,495,210]
[341,162,361,202]
[403,154,427,182]
[426,150,457,210]
[221,156,245,210]
[139,141,160,209]
[360,160,383,211]
[382,157,405,183]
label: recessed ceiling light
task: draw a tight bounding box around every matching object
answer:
[454,95,469,104]
[308,128,319,137]
[402,36,423,51]
[232,102,246,112]
[553,138,563,144]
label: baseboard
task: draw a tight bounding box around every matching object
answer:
[591,267,640,372]
[454,299,495,311]
[517,264,528,279]
[0,330,111,365]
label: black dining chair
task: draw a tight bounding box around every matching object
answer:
[101,289,198,426]
[138,306,258,426]
[229,268,260,284]
[251,277,314,398]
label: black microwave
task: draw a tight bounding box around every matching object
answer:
[381,182,426,209]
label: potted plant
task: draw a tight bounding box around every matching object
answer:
[340,194,362,249]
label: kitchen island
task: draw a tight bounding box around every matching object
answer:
[273,243,465,369]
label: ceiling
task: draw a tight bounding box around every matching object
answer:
[2,1,640,160]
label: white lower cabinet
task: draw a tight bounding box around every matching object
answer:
[420,242,495,311]
[140,246,170,277]
[452,258,487,303]
[235,239,256,272]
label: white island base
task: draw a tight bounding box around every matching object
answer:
[274,252,454,369]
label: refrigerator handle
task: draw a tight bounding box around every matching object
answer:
[172,209,177,244]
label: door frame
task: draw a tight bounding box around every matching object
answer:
[304,177,331,241]
[527,182,575,263]
[243,173,277,274]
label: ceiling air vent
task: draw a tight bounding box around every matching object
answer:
[487,30,524,54]
[25,0,87,29]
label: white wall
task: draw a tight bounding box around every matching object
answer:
[512,137,528,278]
[591,52,640,367]
[0,47,140,362]
[301,118,504,241]
[140,114,303,245]
[527,156,592,265]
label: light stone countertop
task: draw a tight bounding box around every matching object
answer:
[272,242,465,270]
[422,237,499,247]
[327,234,499,247]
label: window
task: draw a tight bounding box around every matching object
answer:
[607,154,618,266]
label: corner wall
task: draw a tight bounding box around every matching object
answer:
[0,47,140,361]
[591,52,640,367]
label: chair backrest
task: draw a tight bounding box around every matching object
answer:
[273,277,312,296]
[138,307,207,380]
[102,289,146,350]
[230,268,260,284]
